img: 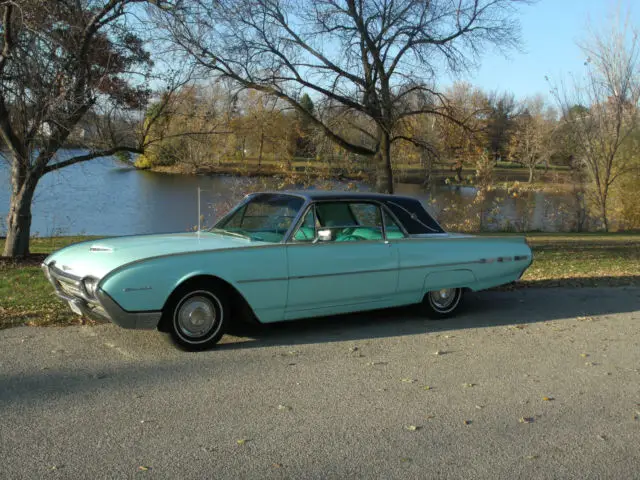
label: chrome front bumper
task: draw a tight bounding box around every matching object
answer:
[42,263,161,330]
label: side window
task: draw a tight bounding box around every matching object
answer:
[315,202,383,242]
[350,203,382,227]
[383,209,406,239]
[292,208,317,242]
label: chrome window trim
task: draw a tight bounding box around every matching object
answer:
[380,204,409,239]
[286,202,318,243]
[213,192,309,244]
[285,198,409,244]
[211,193,255,230]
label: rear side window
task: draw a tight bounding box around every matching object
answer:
[311,202,383,242]
[315,203,357,226]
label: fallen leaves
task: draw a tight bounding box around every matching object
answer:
[462,383,477,388]
[404,425,421,432]
[277,404,292,411]
[519,417,535,424]
[542,396,554,402]
[401,378,416,383]
[422,385,432,391]
[366,361,388,366]
[236,439,249,446]
[137,466,151,471]
[463,420,472,425]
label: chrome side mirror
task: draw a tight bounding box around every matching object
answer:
[317,229,333,242]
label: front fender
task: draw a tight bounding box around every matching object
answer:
[98,247,288,320]
[98,257,211,312]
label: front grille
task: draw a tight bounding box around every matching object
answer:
[46,263,88,302]
[45,263,106,319]
[58,278,84,298]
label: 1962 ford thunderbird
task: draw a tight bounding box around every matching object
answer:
[42,191,533,350]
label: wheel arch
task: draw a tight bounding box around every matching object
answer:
[157,274,258,332]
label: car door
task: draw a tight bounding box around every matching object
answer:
[284,201,399,318]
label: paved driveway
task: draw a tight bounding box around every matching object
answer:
[1,287,639,479]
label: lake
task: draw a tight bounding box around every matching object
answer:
[0,152,577,236]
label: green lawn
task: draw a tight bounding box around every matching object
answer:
[0,237,100,329]
[519,233,640,288]
[1,233,638,329]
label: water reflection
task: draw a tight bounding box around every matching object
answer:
[0,154,574,236]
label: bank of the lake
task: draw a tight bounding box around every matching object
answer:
[2,233,638,330]
[147,158,573,191]
[1,151,581,238]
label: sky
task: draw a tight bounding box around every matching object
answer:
[457,0,640,99]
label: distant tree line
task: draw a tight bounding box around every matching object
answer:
[1,0,638,259]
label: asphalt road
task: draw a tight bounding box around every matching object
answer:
[1,287,639,479]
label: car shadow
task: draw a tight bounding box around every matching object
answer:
[218,285,640,351]
[1,286,638,408]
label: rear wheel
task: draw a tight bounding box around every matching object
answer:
[421,287,464,319]
[165,282,229,351]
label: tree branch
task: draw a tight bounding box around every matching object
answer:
[43,146,143,174]
[0,3,13,74]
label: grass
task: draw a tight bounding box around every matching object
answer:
[1,233,638,330]
[518,233,640,288]
[0,236,100,330]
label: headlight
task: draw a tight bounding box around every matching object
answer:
[82,277,100,299]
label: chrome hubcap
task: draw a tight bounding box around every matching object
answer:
[177,296,217,338]
[429,288,457,310]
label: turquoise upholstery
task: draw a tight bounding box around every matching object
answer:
[293,226,316,241]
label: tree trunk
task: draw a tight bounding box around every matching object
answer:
[528,165,534,183]
[3,173,38,258]
[258,131,264,168]
[601,201,609,232]
[374,131,394,193]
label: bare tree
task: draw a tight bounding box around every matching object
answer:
[553,13,640,231]
[0,0,192,257]
[159,0,530,193]
[508,95,557,183]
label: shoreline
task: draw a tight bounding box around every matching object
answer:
[144,163,573,191]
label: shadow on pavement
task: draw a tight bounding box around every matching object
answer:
[219,286,640,351]
[0,287,638,407]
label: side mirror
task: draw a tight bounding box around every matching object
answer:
[317,229,333,242]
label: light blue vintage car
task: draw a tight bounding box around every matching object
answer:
[42,191,532,350]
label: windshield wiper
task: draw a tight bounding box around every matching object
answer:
[209,228,251,240]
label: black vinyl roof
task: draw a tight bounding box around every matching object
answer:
[275,190,445,234]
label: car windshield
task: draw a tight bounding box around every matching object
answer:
[212,193,305,242]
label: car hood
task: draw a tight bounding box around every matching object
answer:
[44,232,273,279]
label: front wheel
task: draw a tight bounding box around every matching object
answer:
[165,283,228,351]
[421,287,464,319]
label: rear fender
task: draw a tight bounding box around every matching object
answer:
[423,269,476,295]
